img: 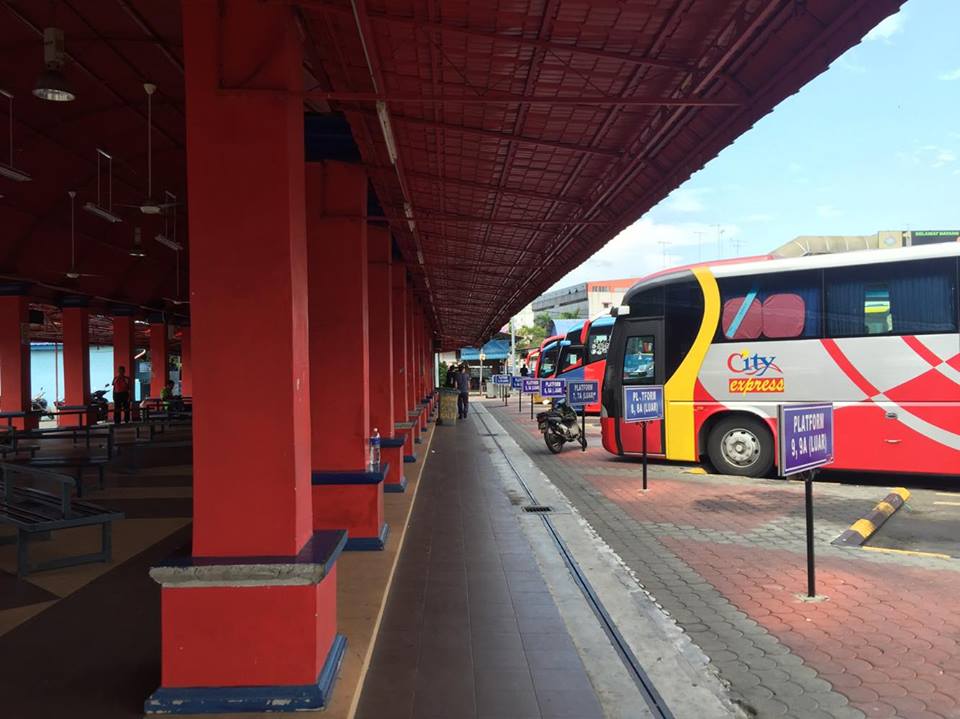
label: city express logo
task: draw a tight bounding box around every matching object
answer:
[727,350,785,394]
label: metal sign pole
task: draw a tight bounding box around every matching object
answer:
[641,421,648,491]
[580,407,586,452]
[518,384,522,413]
[805,469,816,598]
[530,392,534,420]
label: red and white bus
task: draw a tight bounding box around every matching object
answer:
[601,243,960,477]
[556,316,615,414]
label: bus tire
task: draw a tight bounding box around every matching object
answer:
[707,415,774,478]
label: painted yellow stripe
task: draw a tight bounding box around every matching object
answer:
[891,487,911,502]
[684,467,707,475]
[874,501,896,516]
[861,546,952,560]
[849,518,877,537]
[664,267,720,462]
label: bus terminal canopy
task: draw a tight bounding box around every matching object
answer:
[0,0,904,348]
[460,339,511,362]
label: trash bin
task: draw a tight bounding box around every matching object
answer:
[439,388,460,425]
[485,381,497,399]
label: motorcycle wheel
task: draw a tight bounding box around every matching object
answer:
[544,430,565,454]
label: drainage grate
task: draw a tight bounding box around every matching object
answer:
[522,505,553,513]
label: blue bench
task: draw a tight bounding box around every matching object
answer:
[0,463,124,576]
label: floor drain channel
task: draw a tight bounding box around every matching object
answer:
[523,505,553,513]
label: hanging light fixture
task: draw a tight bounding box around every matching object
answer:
[33,28,75,102]
[130,227,147,257]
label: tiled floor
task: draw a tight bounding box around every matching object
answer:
[356,418,605,719]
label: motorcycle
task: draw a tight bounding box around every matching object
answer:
[89,384,111,422]
[31,388,53,418]
[537,398,586,454]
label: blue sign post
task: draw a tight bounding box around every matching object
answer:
[512,375,523,413]
[566,381,599,452]
[777,403,834,598]
[522,378,540,420]
[622,386,664,490]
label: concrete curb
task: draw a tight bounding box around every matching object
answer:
[832,487,911,546]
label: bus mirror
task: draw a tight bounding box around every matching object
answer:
[612,305,630,317]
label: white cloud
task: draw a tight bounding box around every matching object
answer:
[864,12,905,42]
[933,150,957,168]
[547,218,740,291]
[939,68,960,81]
[665,187,710,213]
[816,204,843,219]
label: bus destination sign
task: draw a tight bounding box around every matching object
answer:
[623,386,664,423]
[778,403,834,476]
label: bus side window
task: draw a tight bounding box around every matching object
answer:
[623,336,655,383]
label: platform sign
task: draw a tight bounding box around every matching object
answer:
[522,378,540,394]
[493,374,510,386]
[540,379,566,398]
[567,380,599,407]
[778,403,834,476]
[510,375,522,390]
[623,386,664,423]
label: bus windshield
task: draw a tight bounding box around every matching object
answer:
[538,344,560,377]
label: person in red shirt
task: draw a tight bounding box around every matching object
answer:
[112,366,132,424]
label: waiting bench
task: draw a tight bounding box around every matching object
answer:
[7,455,111,497]
[0,463,124,576]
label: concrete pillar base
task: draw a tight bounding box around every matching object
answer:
[312,467,388,550]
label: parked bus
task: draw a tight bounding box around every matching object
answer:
[601,243,960,477]
[556,316,615,414]
[535,335,564,378]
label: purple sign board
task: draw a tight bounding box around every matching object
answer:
[778,403,834,476]
[493,374,510,386]
[510,375,522,390]
[567,380,599,407]
[522,378,540,394]
[540,379,566,398]
[623,386,663,423]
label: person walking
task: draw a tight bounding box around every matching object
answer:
[456,363,471,419]
[112,365,132,424]
[520,362,529,377]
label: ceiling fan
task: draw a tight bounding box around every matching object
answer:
[114,83,179,215]
[162,246,188,306]
[63,191,102,279]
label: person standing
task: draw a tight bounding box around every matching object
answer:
[456,363,471,419]
[112,365,132,424]
[520,362,529,377]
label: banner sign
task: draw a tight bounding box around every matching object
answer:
[567,380,599,407]
[623,386,664,423]
[540,379,566,398]
[778,403,834,476]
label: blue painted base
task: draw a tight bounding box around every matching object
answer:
[384,475,407,493]
[404,454,416,463]
[144,634,347,714]
[345,523,389,551]
[312,464,388,486]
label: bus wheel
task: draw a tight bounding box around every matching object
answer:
[707,415,774,478]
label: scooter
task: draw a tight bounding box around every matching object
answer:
[537,398,586,454]
[89,384,111,422]
[31,388,53,418]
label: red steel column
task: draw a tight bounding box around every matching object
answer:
[406,291,421,442]
[150,319,169,396]
[146,3,343,713]
[179,325,192,396]
[391,265,413,458]
[0,293,35,429]
[368,225,404,492]
[61,304,90,426]
[112,314,135,387]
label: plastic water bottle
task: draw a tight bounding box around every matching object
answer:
[368,428,381,471]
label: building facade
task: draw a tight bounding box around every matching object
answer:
[530,278,642,319]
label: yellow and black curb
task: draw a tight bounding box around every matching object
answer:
[832,488,910,547]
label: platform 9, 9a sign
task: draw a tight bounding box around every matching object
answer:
[777,403,834,476]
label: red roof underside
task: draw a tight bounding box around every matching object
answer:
[0,1,903,348]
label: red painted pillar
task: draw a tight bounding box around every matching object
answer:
[179,325,192,396]
[61,304,91,426]
[391,265,413,460]
[0,293,35,430]
[150,319,169,396]
[406,291,421,443]
[305,161,386,549]
[146,2,344,713]
[368,225,404,492]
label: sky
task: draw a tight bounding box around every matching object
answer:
[548,0,960,291]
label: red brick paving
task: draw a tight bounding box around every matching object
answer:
[661,538,960,719]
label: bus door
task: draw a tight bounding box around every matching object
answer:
[613,318,665,456]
